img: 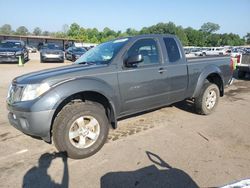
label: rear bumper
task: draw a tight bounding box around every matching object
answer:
[237,65,250,72]
[8,106,55,142]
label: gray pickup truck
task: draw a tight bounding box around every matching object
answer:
[7,35,233,159]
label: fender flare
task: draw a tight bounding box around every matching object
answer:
[192,65,224,98]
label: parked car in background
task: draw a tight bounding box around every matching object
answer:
[0,40,29,63]
[40,43,64,63]
[203,47,225,56]
[231,48,242,58]
[65,47,87,61]
[26,45,37,53]
[190,48,203,56]
[236,50,250,79]
[244,48,250,54]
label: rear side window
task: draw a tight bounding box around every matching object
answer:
[163,38,181,63]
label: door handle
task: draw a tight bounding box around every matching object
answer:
[158,68,167,74]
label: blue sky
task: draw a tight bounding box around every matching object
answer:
[0,0,249,37]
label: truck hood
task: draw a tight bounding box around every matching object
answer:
[14,63,109,85]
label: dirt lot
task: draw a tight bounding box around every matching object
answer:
[0,53,249,187]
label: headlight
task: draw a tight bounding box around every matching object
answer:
[15,51,22,56]
[21,83,50,101]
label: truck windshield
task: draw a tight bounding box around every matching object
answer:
[75,38,129,64]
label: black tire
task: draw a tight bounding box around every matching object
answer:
[40,56,44,63]
[194,83,220,115]
[53,102,109,159]
[238,70,246,79]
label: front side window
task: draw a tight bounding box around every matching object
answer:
[163,38,181,63]
[127,38,160,66]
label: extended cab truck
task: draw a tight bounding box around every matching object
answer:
[7,35,233,159]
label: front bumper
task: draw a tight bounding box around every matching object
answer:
[8,106,55,142]
[0,56,18,63]
[41,54,64,62]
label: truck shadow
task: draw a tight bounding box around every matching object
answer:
[172,99,197,114]
[22,152,69,188]
[100,151,199,188]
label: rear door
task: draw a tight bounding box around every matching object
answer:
[118,38,169,114]
[162,37,188,103]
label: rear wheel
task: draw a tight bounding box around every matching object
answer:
[194,83,220,115]
[53,102,109,159]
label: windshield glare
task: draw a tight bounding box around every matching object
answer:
[0,41,22,48]
[75,38,129,64]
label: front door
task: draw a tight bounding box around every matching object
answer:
[118,38,169,115]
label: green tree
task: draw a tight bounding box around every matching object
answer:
[0,24,12,34]
[126,28,139,36]
[68,23,81,38]
[200,22,220,33]
[176,26,188,46]
[206,34,221,46]
[185,27,206,46]
[16,26,29,35]
[245,33,250,44]
[33,27,42,36]
[42,31,50,36]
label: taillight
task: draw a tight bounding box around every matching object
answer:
[236,55,241,63]
[230,58,234,73]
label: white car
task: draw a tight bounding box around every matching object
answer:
[204,47,227,56]
[190,48,204,56]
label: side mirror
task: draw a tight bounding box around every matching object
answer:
[125,54,143,67]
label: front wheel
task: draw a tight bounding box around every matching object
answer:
[53,102,109,159]
[194,83,220,115]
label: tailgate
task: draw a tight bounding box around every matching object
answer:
[240,54,250,65]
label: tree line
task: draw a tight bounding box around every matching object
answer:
[0,22,249,46]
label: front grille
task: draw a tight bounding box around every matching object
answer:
[0,52,15,56]
[47,51,60,55]
[8,84,24,103]
[241,54,250,65]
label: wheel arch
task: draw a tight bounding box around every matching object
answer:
[193,65,224,98]
[51,90,117,134]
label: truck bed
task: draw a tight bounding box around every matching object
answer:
[186,55,232,98]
